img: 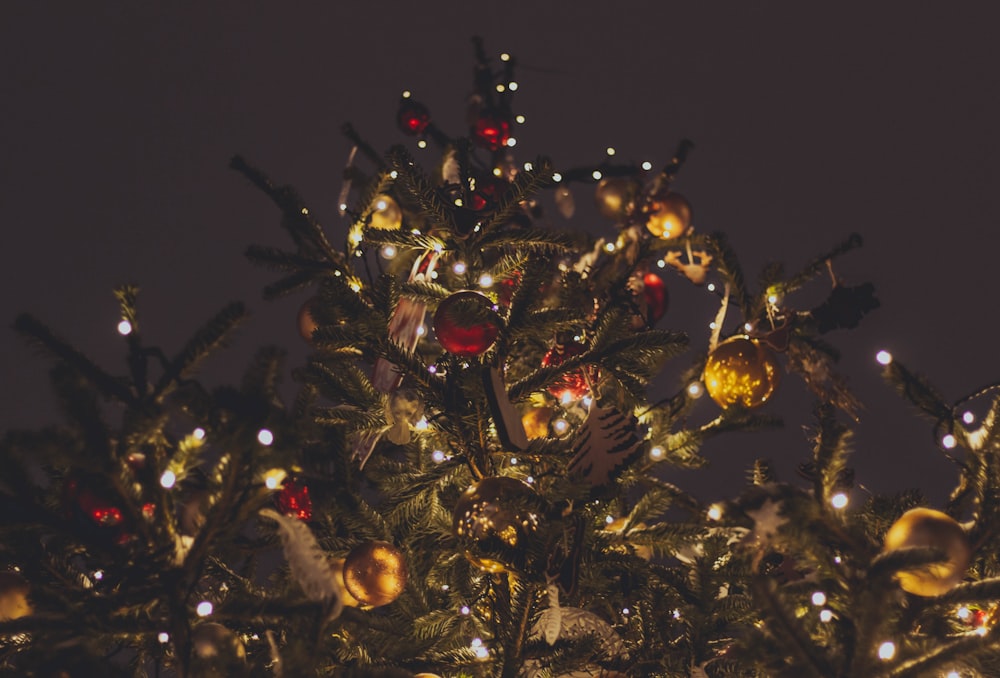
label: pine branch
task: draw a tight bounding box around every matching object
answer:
[154,302,248,396]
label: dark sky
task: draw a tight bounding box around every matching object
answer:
[3,2,999,505]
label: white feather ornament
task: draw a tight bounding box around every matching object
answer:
[260,509,343,620]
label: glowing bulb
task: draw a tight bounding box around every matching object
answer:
[523,162,533,171]
[454,198,464,207]
[93,570,104,581]
[416,324,426,337]
[431,450,445,463]
[811,591,827,606]
[657,259,666,268]
[876,350,892,365]
[942,434,957,449]
[707,505,723,521]
[506,137,517,147]
[375,199,388,211]
[709,322,717,330]
[300,208,308,215]
[478,274,493,288]
[453,262,467,275]
[402,90,411,98]
[622,607,630,615]
[606,147,616,156]
[257,429,274,446]
[957,606,972,620]
[945,673,960,678]
[460,605,470,615]
[495,84,505,93]
[515,114,525,123]
[977,625,989,636]
[117,320,132,335]
[831,492,849,509]
[428,365,437,374]
[687,382,704,398]
[552,172,562,182]
[604,242,616,253]
[339,202,348,212]
[560,392,573,405]
[744,322,753,332]
[415,417,429,431]
[193,428,205,440]
[264,468,286,490]
[510,457,518,465]
[582,395,593,407]
[641,161,653,170]
[963,411,975,424]
[526,476,535,484]
[672,609,681,619]
[553,418,569,434]
[592,170,603,180]
[605,515,615,524]
[158,632,170,643]
[196,601,213,617]
[417,139,427,149]
[349,281,362,293]
[159,470,176,489]
[819,609,834,622]
[389,170,398,179]
[649,445,665,461]
[767,294,778,304]
[349,231,363,245]
[878,641,895,660]
[508,81,518,91]
[381,245,397,259]
[500,52,510,61]
[707,283,716,292]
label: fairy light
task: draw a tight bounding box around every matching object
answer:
[158,632,170,643]
[526,476,535,484]
[553,418,569,434]
[560,392,573,405]
[257,429,274,446]
[819,609,834,622]
[460,605,471,615]
[582,395,593,407]
[117,320,132,335]
[428,365,437,374]
[431,450,445,463]
[93,570,104,581]
[876,350,892,365]
[441,584,449,591]
[454,198,464,207]
[657,259,666,268]
[500,52,510,61]
[523,162,534,171]
[507,137,517,147]
[552,172,562,182]
[496,84,506,93]
[453,262,467,275]
[415,417,429,431]
[389,170,398,179]
[834,556,842,564]
[878,641,896,660]
[687,382,704,398]
[831,492,849,509]
[942,434,957,449]
[649,445,665,461]
[510,457,518,465]
[707,282,717,292]
[402,90,411,98]
[606,147,616,156]
[976,625,989,637]
[381,245,397,259]
[349,230,363,245]
[605,515,615,524]
[349,281,362,293]
[300,208,308,215]
[963,411,975,424]
[811,591,827,606]
[508,81,518,91]
[592,170,603,180]
[196,601,214,617]
[641,161,653,170]
[416,324,426,337]
[957,606,972,620]
[707,504,723,521]
[339,202,348,212]
[471,637,489,659]
[159,470,176,489]
[622,607,630,615]
[744,322,753,332]
[417,139,427,148]
[515,114,526,123]
[604,242,616,253]
[193,427,206,440]
[479,273,493,288]
[945,672,960,678]
[709,322,717,330]
[672,609,681,619]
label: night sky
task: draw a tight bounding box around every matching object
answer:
[3,3,999,506]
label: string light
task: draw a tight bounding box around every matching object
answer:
[478,274,493,288]
[592,170,603,180]
[552,172,562,182]
[957,606,972,620]
[942,434,957,449]
[496,84,506,93]
[508,81,518,91]
[117,320,132,335]
[381,245,397,259]
[687,382,704,398]
[641,161,653,170]
[402,90,411,98]
[672,609,681,619]
[159,470,176,489]
[523,161,533,171]
[553,418,569,434]
[767,294,779,304]
[649,445,665,461]
[257,429,274,446]
[158,632,170,643]
[606,147,616,156]
[707,283,717,292]
[453,262,467,274]
[416,324,426,337]
[604,242,616,253]
[515,114,526,123]
[876,350,892,365]
[389,170,398,179]
[92,570,104,581]
[196,601,214,617]
[193,428,206,440]
[605,515,615,524]
[707,504,723,521]
[963,411,975,424]
[945,672,960,678]
[500,53,510,61]
[415,417,429,431]
[831,492,849,509]
[431,450,445,463]
[622,607,630,615]
[460,605,471,615]
[417,139,427,148]
[510,457,518,465]
[582,395,593,407]
[507,137,517,147]
[819,609,834,622]
[877,641,895,660]
[811,591,827,606]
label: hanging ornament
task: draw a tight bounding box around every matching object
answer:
[373,251,439,392]
[555,185,575,219]
[645,193,692,239]
[594,177,640,221]
[452,476,542,573]
[882,507,972,597]
[385,388,425,445]
[275,478,313,521]
[703,336,781,409]
[470,175,508,211]
[433,291,501,357]
[566,404,643,488]
[342,541,408,607]
[328,557,362,608]
[62,472,143,544]
[260,509,344,614]
[526,588,628,678]
[190,622,247,676]
[297,297,318,343]
[522,405,554,440]
[809,282,880,333]
[396,96,431,136]
[541,336,593,402]
[483,366,529,451]
[0,571,31,621]
[629,271,668,329]
[369,194,403,230]
[471,109,511,151]
[663,247,713,286]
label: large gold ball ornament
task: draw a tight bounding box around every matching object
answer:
[883,507,972,597]
[328,557,362,608]
[703,336,781,409]
[0,571,31,621]
[190,622,247,677]
[369,194,403,230]
[645,193,692,239]
[452,476,542,573]
[594,177,640,221]
[343,541,408,607]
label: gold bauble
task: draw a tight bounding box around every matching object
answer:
[645,193,692,239]
[883,507,972,597]
[603,517,653,560]
[328,557,362,608]
[297,297,319,343]
[370,194,403,230]
[521,406,554,439]
[452,476,542,573]
[0,571,31,621]
[343,541,408,607]
[191,622,247,677]
[703,336,780,409]
[594,177,640,221]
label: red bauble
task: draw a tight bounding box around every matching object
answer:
[472,111,511,151]
[433,291,501,356]
[542,340,593,401]
[470,176,508,211]
[63,474,137,544]
[642,272,668,324]
[397,98,431,136]
[275,478,312,521]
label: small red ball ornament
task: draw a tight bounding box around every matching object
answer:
[640,272,668,326]
[397,97,431,136]
[542,339,593,401]
[275,478,313,521]
[433,291,501,356]
[470,176,508,211]
[472,111,511,151]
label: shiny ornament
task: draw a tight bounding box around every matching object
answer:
[522,406,554,439]
[397,97,431,136]
[343,541,408,607]
[297,297,318,343]
[452,476,542,573]
[433,291,501,356]
[472,110,511,151]
[645,193,692,239]
[631,271,668,329]
[62,473,144,544]
[369,194,403,230]
[703,336,781,409]
[470,175,508,211]
[0,571,31,621]
[328,558,362,608]
[190,622,247,677]
[883,507,972,597]
[594,177,640,221]
[275,478,312,521]
[542,339,593,401]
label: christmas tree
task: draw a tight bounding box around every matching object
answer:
[2,38,999,678]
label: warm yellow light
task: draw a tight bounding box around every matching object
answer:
[592,170,603,180]
[707,505,723,521]
[649,445,665,461]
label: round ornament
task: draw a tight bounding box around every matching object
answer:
[397,97,431,136]
[62,472,143,544]
[472,110,511,151]
[470,175,508,211]
[432,291,501,356]
[542,339,593,402]
[594,177,640,221]
[703,336,780,409]
[0,571,31,621]
[343,541,408,607]
[328,557,362,608]
[452,476,542,573]
[369,194,403,230]
[297,297,318,343]
[645,193,692,239]
[190,622,247,677]
[630,272,668,329]
[883,507,972,597]
[275,478,312,521]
